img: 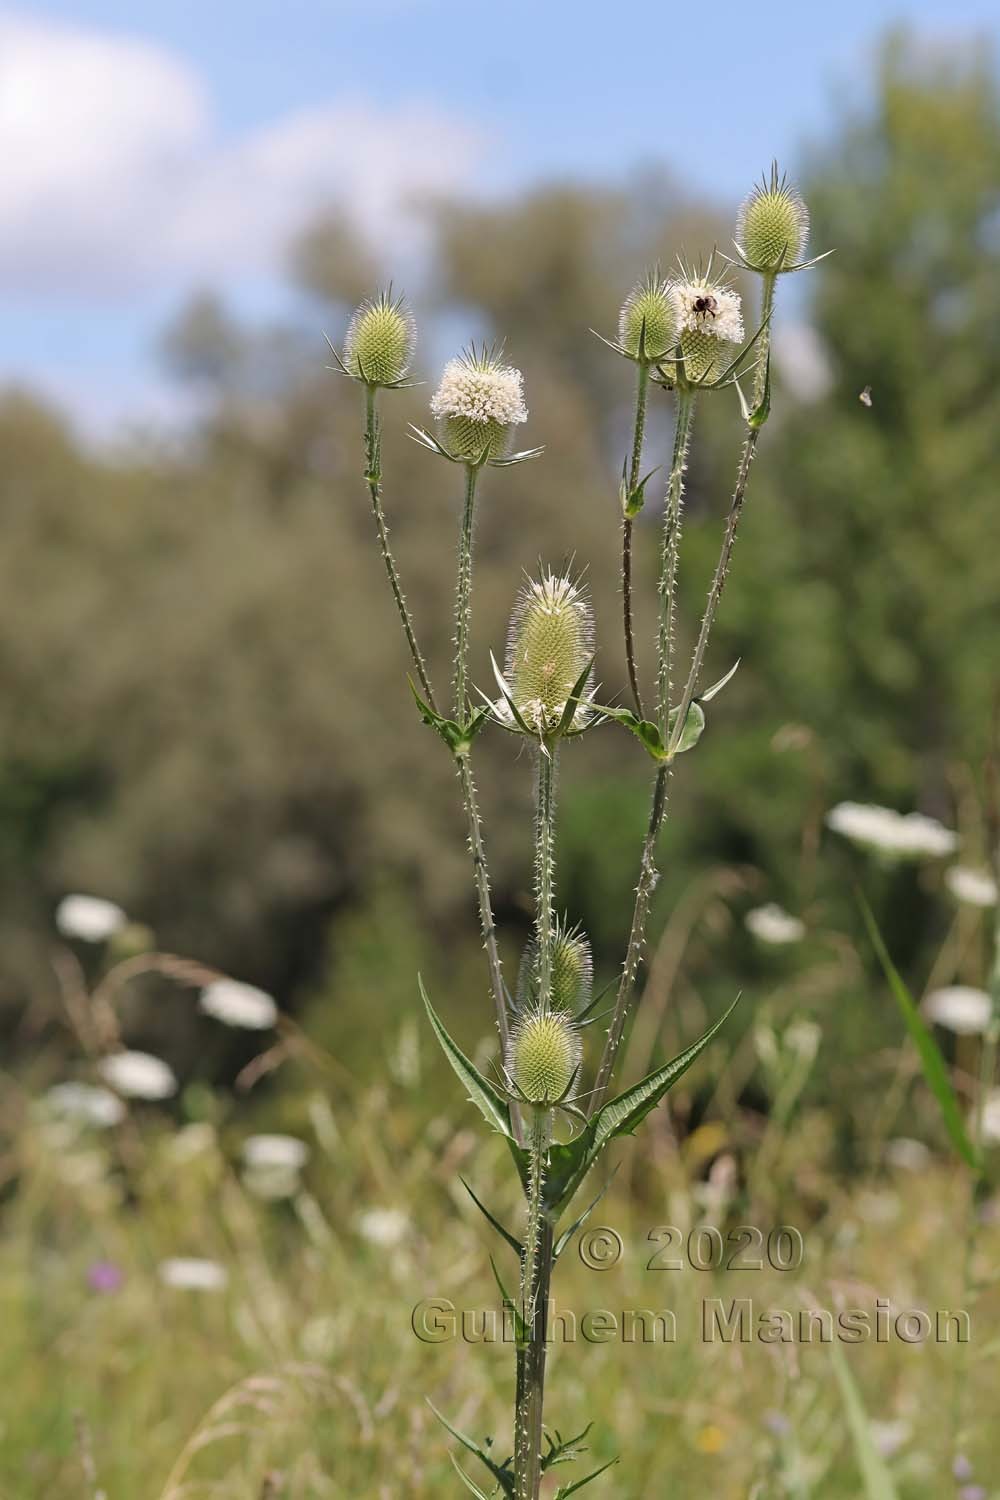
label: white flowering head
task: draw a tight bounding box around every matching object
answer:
[923,986,992,1036]
[825,802,958,861]
[158,1257,228,1292]
[944,865,997,909]
[242,1134,309,1171]
[357,1207,410,1247]
[618,271,678,362]
[56,894,128,944]
[670,276,744,384]
[737,164,810,272]
[508,1009,582,1105]
[499,571,594,736]
[43,1081,125,1129]
[517,919,594,1012]
[430,345,527,462]
[98,1049,177,1101]
[199,978,278,1031]
[744,903,805,946]
[343,289,416,386]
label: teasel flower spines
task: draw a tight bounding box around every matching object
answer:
[343,288,416,386]
[671,274,744,384]
[517,919,594,1013]
[736,163,810,272]
[618,270,678,362]
[430,343,528,463]
[508,1008,583,1105]
[501,570,595,736]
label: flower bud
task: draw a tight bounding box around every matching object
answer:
[671,279,743,384]
[518,921,593,1012]
[429,346,527,462]
[502,572,594,735]
[736,165,809,272]
[343,290,416,386]
[618,272,677,361]
[508,1010,582,1104]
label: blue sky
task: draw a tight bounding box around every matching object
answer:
[1,0,996,436]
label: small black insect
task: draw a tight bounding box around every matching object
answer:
[692,294,719,316]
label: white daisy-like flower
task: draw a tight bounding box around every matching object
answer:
[199,978,278,1031]
[43,1081,125,1128]
[825,802,958,860]
[430,353,527,428]
[945,865,998,909]
[241,1134,309,1172]
[356,1207,410,1247]
[923,985,992,1036]
[744,903,805,945]
[55,893,128,943]
[98,1050,177,1101]
[158,1257,228,1291]
[669,279,744,344]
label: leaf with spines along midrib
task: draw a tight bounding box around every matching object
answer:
[419,977,512,1140]
[545,996,741,1216]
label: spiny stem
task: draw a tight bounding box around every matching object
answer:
[452,463,479,721]
[656,391,696,735]
[456,751,510,1056]
[534,747,558,1014]
[514,1109,553,1500]
[363,384,437,710]
[667,426,760,753]
[622,360,650,717]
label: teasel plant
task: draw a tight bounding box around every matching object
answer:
[330,164,827,1498]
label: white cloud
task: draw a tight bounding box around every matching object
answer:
[0,11,482,298]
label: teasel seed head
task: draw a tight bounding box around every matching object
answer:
[501,571,594,735]
[430,344,527,462]
[736,163,809,272]
[508,1009,582,1104]
[671,276,744,384]
[618,270,678,362]
[517,919,594,1013]
[343,289,416,386]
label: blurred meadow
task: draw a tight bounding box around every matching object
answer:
[2,10,1000,1499]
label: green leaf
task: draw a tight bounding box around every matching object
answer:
[546,996,739,1215]
[449,1455,495,1499]
[542,1423,594,1471]
[459,1176,522,1258]
[667,700,705,754]
[552,1167,619,1260]
[555,1457,619,1496]
[592,705,666,761]
[419,977,514,1141]
[408,679,488,756]
[699,658,740,703]
[489,1255,527,1347]
[858,894,980,1172]
[556,656,595,738]
[829,1342,900,1500]
[427,1401,514,1497]
[748,350,771,428]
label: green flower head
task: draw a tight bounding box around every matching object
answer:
[343,289,416,386]
[508,1009,582,1104]
[430,344,527,462]
[736,164,810,273]
[500,571,594,736]
[618,271,678,362]
[517,920,594,1013]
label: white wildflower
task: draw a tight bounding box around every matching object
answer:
[43,1081,125,1129]
[244,1165,302,1201]
[241,1134,309,1171]
[356,1207,410,1247]
[98,1050,177,1101]
[199,978,278,1030]
[745,902,805,945]
[430,353,527,428]
[55,893,128,943]
[158,1257,228,1291]
[825,801,958,859]
[885,1137,931,1171]
[923,986,992,1036]
[670,279,744,344]
[945,865,998,909]
[981,1090,1000,1145]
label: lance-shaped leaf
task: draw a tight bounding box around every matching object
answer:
[408,680,489,756]
[553,1166,620,1260]
[545,996,740,1215]
[419,977,513,1141]
[555,657,596,739]
[427,1401,514,1498]
[460,1176,522,1258]
[699,658,740,703]
[859,894,980,1172]
[489,1254,527,1348]
[829,1341,900,1500]
[450,1456,495,1499]
[555,1457,619,1496]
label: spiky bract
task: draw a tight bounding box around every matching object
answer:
[508,1009,582,1104]
[343,290,416,386]
[503,572,594,734]
[430,345,527,462]
[737,164,809,271]
[618,271,678,361]
[517,920,594,1012]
